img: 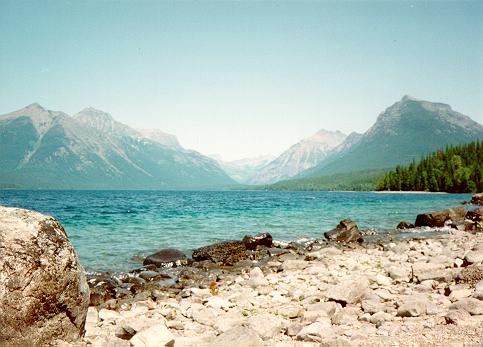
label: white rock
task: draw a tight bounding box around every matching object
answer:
[464,250,483,265]
[374,274,392,287]
[296,320,334,342]
[326,277,369,305]
[208,326,262,347]
[205,296,232,311]
[129,323,174,347]
[282,260,308,271]
[361,299,385,314]
[369,311,393,327]
[386,265,411,282]
[191,307,218,327]
[450,298,483,315]
[448,288,474,302]
[445,309,474,326]
[454,258,464,268]
[98,309,121,322]
[396,296,427,317]
[247,313,284,340]
[277,305,302,319]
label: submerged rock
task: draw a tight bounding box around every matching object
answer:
[0,206,90,345]
[324,219,363,243]
[143,248,188,268]
[192,240,247,266]
[415,207,465,227]
[396,221,415,229]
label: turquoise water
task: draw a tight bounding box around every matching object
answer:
[0,190,471,272]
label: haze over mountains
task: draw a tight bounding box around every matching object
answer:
[0,104,234,189]
[0,96,482,189]
[245,130,347,184]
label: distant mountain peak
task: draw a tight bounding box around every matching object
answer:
[401,95,419,102]
[76,107,113,121]
[25,102,45,111]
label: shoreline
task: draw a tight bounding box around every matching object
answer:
[79,201,483,346]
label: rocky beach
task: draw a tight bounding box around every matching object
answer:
[1,194,483,346]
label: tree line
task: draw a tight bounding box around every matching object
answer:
[377,141,482,193]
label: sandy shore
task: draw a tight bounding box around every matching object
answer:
[68,228,483,347]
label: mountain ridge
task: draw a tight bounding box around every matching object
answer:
[296,96,483,179]
[0,104,235,189]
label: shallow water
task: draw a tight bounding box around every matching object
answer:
[0,190,470,272]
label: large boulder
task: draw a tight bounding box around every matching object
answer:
[192,240,247,266]
[415,207,465,227]
[143,248,188,268]
[0,206,90,344]
[324,219,363,243]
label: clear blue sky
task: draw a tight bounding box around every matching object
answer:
[1,1,482,160]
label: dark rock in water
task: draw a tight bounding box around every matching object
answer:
[243,233,273,250]
[466,207,483,223]
[415,207,465,227]
[471,193,483,206]
[0,207,90,345]
[143,248,188,268]
[192,240,247,266]
[397,221,415,229]
[325,219,363,243]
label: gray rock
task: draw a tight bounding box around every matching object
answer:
[396,297,427,317]
[326,277,369,305]
[143,248,187,268]
[0,207,90,345]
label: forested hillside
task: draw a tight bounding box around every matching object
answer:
[377,141,482,193]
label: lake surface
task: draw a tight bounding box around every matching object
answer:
[0,190,470,272]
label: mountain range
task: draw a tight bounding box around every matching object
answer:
[297,96,483,180]
[1,96,482,189]
[0,104,235,189]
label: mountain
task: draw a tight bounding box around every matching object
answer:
[0,103,236,189]
[298,96,483,178]
[216,155,276,183]
[247,129,347,184]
